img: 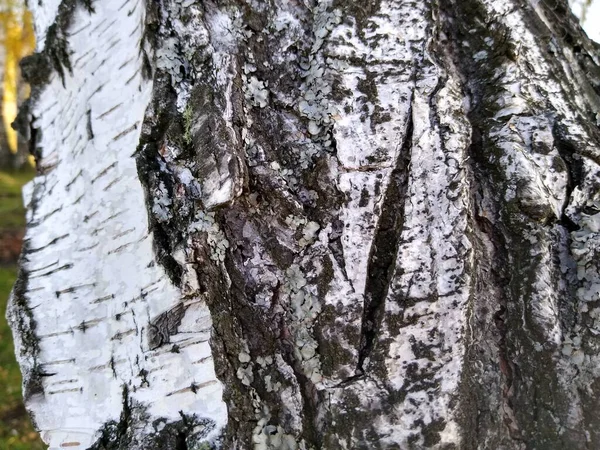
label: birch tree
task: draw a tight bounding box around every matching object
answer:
[0,0,35,168]
[7,0,600,448]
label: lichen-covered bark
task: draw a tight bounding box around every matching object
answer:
[8,0,600,448]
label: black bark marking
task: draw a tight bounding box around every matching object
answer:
[91,162,117,183]
[107,241,135,255]
[111,329,137,341]
[103,176,124,191]
[28,261,59,273]
[65,169,83,191]
[97,103,123,120]
[112,123,138,141]
[147,303,186,350]
[90,387,216,449]
[29,263,73,279]
[48,387,83,395]
[28,234,69,253]
[90,294,115,304]
[87,109,94,140]
[39,206,63,221]
[72,194,85,205]
[55,283,96,297]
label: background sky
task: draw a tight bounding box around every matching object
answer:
[570,0,600,42]
[584,3,599,41]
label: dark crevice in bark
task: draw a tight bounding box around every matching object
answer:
[175,431,188,450]
[357,102,413,375]
[218,197,329,447]
[553,122,584,205]
[197,242,260,447]
[327,218,350,285]
[463,122,518,448]
[492,304,519,439]
[552,121,585,235]
[279,344,321,449]
[135,73,186,287]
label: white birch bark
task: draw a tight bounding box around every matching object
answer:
[10,1,227,448]
[7,0,600,448]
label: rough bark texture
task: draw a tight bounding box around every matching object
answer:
[7,0,600,448]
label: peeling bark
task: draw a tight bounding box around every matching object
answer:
[7,0,600,448]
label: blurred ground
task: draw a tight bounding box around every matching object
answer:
[0,169,44,450]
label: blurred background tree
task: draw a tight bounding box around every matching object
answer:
[571,0,593,22]
[0,0,33,170]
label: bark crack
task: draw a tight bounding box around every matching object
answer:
[357,100,414,374]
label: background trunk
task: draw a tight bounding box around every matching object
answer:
[0,24,11,169]
[7,0,600,448]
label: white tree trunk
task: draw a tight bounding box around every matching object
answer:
[7,0,600,448]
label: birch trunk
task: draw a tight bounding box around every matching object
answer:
[7,0,600,448]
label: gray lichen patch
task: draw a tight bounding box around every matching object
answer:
[245,74,269,109]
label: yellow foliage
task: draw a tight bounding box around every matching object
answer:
[0,1,35,154]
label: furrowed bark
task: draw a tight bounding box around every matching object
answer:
[7,0,600,449]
